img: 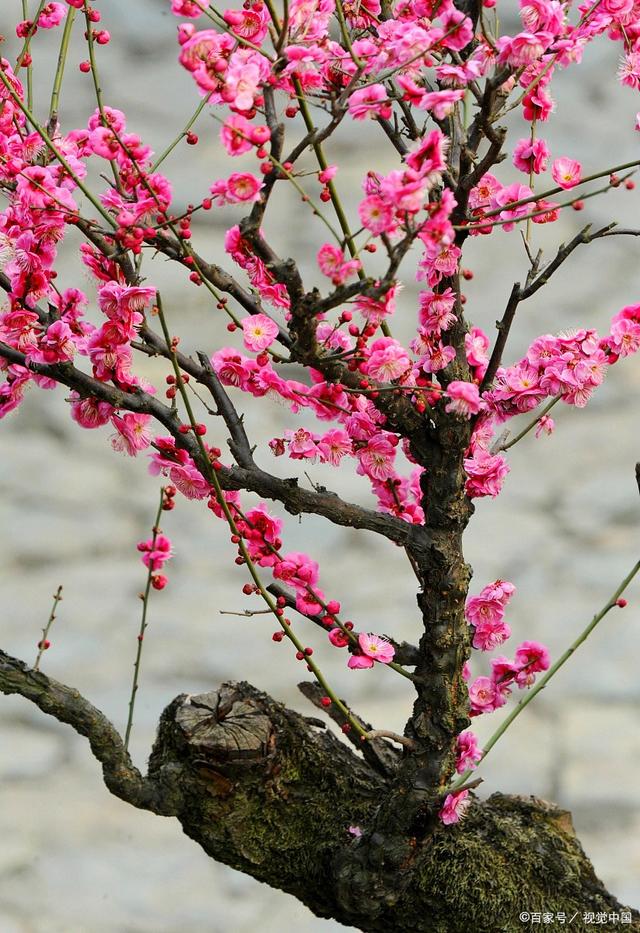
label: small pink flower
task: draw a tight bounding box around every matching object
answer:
[27,321,76,365]
[356,436,397,481]
[110,413,152,456]
[347,654,375,669]
[445,381,485,418]
[365,338,411,382]
[419,289,457,334]
[137,533,173,571]
[468,675,505,714]
[228,172,262,202]
[70,395,114,429]
[317,243,361,285]
[241,314,279,352]
[490,182,534,232]
[220,114,254,156]
[358,632,395,664]
[472,618,511,651]
[618,52,640,90]
[455,731,482,773]
[171,0,204,15]
[464,450,509,499]
[359,195,395,235]
[317,429,352,466]
[418,89,466,120]
[348,84,392,121]
[512,136,549,175]
[514,640,550,686]
[285,428,319,460]
[169,461,212,499]
[405,129,448,178]
[318,165,337,184]
[439,790,471,825]
[465,327,490,373]
[38,3,67,28]
[535,415,555,437]
[551,157,582,190]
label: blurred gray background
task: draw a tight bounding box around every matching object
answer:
[1,2,640,930]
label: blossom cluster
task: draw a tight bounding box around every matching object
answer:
[1,0,639,830]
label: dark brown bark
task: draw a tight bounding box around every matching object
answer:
[0,655,636,932]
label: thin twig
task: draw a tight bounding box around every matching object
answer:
[34,586,63,671]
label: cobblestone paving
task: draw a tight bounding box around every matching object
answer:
[1,2,640,930]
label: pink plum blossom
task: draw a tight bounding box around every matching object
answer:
[348,85,392,120]
[535,415,555,437]
[110,413,153,456]
[171,0,204,15]
[38,3,67,28]
[27,321,76,365]
[464,450,510,498]
[551,157,582,189]
[455,731,482,773]
[514,640,550,685]
[512,136,549,174]
[468,675,506,715]
[241,314,279,352]
[439,790,471,825]
[445,382,486,418]
[137,534,173,571]
[358,632,395,663]
[328,627,350,648]
[365,338,411,382]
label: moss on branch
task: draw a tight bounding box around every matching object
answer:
[1,655,637,931]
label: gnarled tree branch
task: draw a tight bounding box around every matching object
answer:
[1,658,636,931]
[0,649,173,814]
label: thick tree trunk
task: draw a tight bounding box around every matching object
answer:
[0,653,637,931]
[149,682,638,932]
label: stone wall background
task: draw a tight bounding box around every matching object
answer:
[1,2,640,930]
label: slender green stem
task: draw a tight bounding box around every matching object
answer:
[124,488,166,751]
[0,69,116,228]
[18,0,47,111]
[49,7,77,127]
[34,585,63,671]
[333,0,362,67]
[457,170,636,232]
[235,502,416,681]
[208,105,344,242]
[83,7,121,188]
[498,396,560,452]
[473,158,640,223]
[155,294,369,737]
[449,558,640,791]
[151,96,211,172]
[294,80,361,261]
[21,0,33,110]
[294,79,393,335]
[270,152,343,242]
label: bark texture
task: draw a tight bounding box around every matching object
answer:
[1,652,636,933]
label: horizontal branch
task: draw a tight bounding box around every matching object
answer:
[0,338,423,549]
[0,649,172,813]
[0,340,181,435]
[222,462,424,547]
